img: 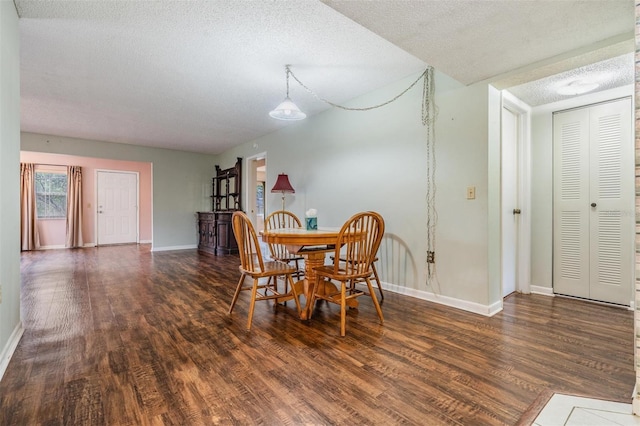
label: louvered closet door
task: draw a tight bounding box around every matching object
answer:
[553,98,633,306]
[588,99,633,305]
[553,107,591,299]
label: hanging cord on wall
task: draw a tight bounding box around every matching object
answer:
[422,67,439,285]
[287,65,438,286]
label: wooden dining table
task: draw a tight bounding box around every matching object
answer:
[261,227,359,320]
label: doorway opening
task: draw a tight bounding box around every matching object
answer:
[501,91,532,298]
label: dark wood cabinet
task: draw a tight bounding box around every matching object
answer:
[213,211,237,255]
[197,212,216,255]
[197,158,242,255]
[213,157,242,212]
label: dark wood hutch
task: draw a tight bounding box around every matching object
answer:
[197,157,242,255]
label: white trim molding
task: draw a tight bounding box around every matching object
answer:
[151,244,197,252]
[0,322,24,381]
[382,282,503,317]
[530,285,555,296]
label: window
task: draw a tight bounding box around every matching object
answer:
[256,181,265,216]
[35,172,67,218]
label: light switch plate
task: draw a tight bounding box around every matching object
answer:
[467,186,476,200]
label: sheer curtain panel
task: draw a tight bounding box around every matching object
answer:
[65,165,84,248]
[20,163,40,251]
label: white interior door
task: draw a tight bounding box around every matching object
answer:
[501,106,519,297]
[553,107,591,298]
[587,99,633,305]
[97,171,138,245]
[553,98,633,305]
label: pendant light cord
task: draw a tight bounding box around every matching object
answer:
[287,66,431,112]
[285,65,291,97]
[287,65,439,288]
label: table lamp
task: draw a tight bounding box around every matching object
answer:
[271,173,295,211]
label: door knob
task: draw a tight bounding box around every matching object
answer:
[590,203,597,208]
[513,209,521,215]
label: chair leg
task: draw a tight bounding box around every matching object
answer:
[294,258,304,280]
[371,263,384,303]
[287,273,302,315]
[228,273,246,314]
[246,278,259,331]
[340,281,347,337]
[365,277,384,324]
[307,274,321,320]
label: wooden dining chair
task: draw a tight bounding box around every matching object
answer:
[330,254,384,303]
[228,211,302,331]
[265,210,305,283]
[309,211,384,336]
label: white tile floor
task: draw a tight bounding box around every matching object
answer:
[533,394,640,426]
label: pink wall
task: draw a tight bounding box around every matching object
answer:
[20,151,152,247]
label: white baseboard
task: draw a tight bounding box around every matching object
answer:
[530,285,554,296]
[40,243,97,249]
[38,244,66,250]
[0,322,24,381]
[42,242,151,249]
[382,282,503,317]
[151,244,198,252]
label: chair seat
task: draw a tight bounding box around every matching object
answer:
[274,253,304,262]
[242,260,298,277]
[332,255,379,264]
[314,265,371,282]
[330,255,384,303]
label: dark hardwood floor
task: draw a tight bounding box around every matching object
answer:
[0,245,634,425]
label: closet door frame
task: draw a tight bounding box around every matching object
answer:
[552,97,633,306]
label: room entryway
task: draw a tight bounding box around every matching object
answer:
[501,92,531,298]
[246,154,266,233]
[96,170,139,245]
[552,97,633,306]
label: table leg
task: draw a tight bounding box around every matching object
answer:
[298,252,325,320]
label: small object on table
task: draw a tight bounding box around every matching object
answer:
[305,208,318,230]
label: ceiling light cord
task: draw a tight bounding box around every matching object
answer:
[285,65,292,97]
[287,66,432,112]
[288,65,440,289]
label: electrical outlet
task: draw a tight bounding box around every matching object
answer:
[427,251,435,264]
[467,186,476,200]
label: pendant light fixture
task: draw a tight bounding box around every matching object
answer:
[269,65,306,120]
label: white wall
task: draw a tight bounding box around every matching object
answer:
[219,70,502,312]
[529,84,634,291]
[0,0,22,379]
[21,133,216,250]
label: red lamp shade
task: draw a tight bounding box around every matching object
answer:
[271,174,295,193]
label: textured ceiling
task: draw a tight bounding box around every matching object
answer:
[15,0,634,154]
[322,0,634,86]
[508,53,634,107]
